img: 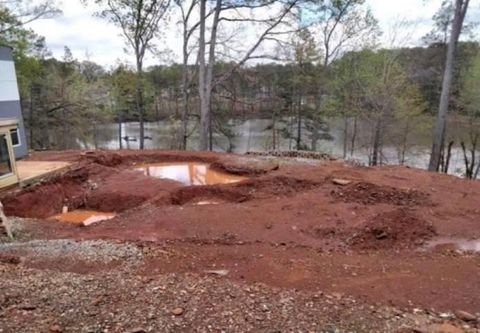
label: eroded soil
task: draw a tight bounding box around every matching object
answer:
[1,150,479,332]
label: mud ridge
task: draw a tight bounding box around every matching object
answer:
[232,175,321,198]
[166,186,249,205]
[331,181,431,206]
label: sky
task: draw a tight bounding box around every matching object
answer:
[24,0,479,68]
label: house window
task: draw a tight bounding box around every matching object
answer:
[10,128,20,147]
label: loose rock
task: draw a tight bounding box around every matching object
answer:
[454,310,477,322]
[204,269,229,277]
[333,179,352,186]
[48,324,62,333]
[171,307,184,316]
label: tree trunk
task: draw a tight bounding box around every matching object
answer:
[371,117,382,166]
[199,0,221,151]
[208,0,221,151]
[461,135,479,178]
[93,119,98,150]
[118,115,123,150]
[180,27,189,150]
[428,0,470,171]
[29,84,34,149]
[461,142,472,178]
[136,73,145,150]
[198,0,208,151]
[343,115,348,159]
[350,115,357,156]
[474,160,480,179]
[442,140,454,173]
[399,117,411,165]
[272,116,276,150]
[62,108,67,150]
[296,95,302,150]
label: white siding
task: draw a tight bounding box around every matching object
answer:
[0,60,20,102]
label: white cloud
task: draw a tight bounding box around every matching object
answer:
[24,0,479,67]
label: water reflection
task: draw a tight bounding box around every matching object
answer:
[194,200,220,205]
[73,118,479,177]
[134,162,246,186]
[52,210,116,226]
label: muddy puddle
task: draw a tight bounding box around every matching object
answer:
[193,200,221,206]
[51,210,116,226]
[425,238,480,253]
[134,162,246,186]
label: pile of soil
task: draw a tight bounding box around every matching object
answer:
[331,181,431,206]
[86,169,182,212]
[233,175,320,198]
[349,209,437,250]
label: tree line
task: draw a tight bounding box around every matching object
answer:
[0,0,479,178]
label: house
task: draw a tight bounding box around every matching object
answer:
[0,45,28,159]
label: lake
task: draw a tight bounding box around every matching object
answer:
[75,117,478,178]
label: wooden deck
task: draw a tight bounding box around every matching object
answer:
[17,161,71,186]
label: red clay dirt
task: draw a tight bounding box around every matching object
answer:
[1,150,480,317]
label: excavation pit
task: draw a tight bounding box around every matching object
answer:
[133,162,247,186]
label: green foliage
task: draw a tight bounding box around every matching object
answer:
[459,53,480,118]
[109,64,138,119]
[0,3,50,96]
[329,49,426,118]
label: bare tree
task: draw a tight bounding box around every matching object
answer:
[315,0,378,67]
[175,0,198,150]
[0,0,60,34]
[89,0,171,149]
[197,0,299,151]
[305,0,378,155]
[428,0,470,171]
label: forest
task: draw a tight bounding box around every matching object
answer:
[1,0,479,178]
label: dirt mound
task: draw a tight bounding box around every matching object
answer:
[151,175,318,206]
[164,185,249,206]
[86,170,182,212]
[331,181,430,206]
[82,151,123,167]
[234,175,320,198]
[210,159,279,176]
[349,209,436,250]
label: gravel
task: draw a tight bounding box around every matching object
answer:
[0,239,143,264]
[0,239,477,332]
[0,265,427,333]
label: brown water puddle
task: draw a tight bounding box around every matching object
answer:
[425,238,480,253]
[194,200,220,206]
[134,162,246,186]
[52,210,116,226]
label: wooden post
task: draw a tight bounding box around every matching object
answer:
[0,201,13,239]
